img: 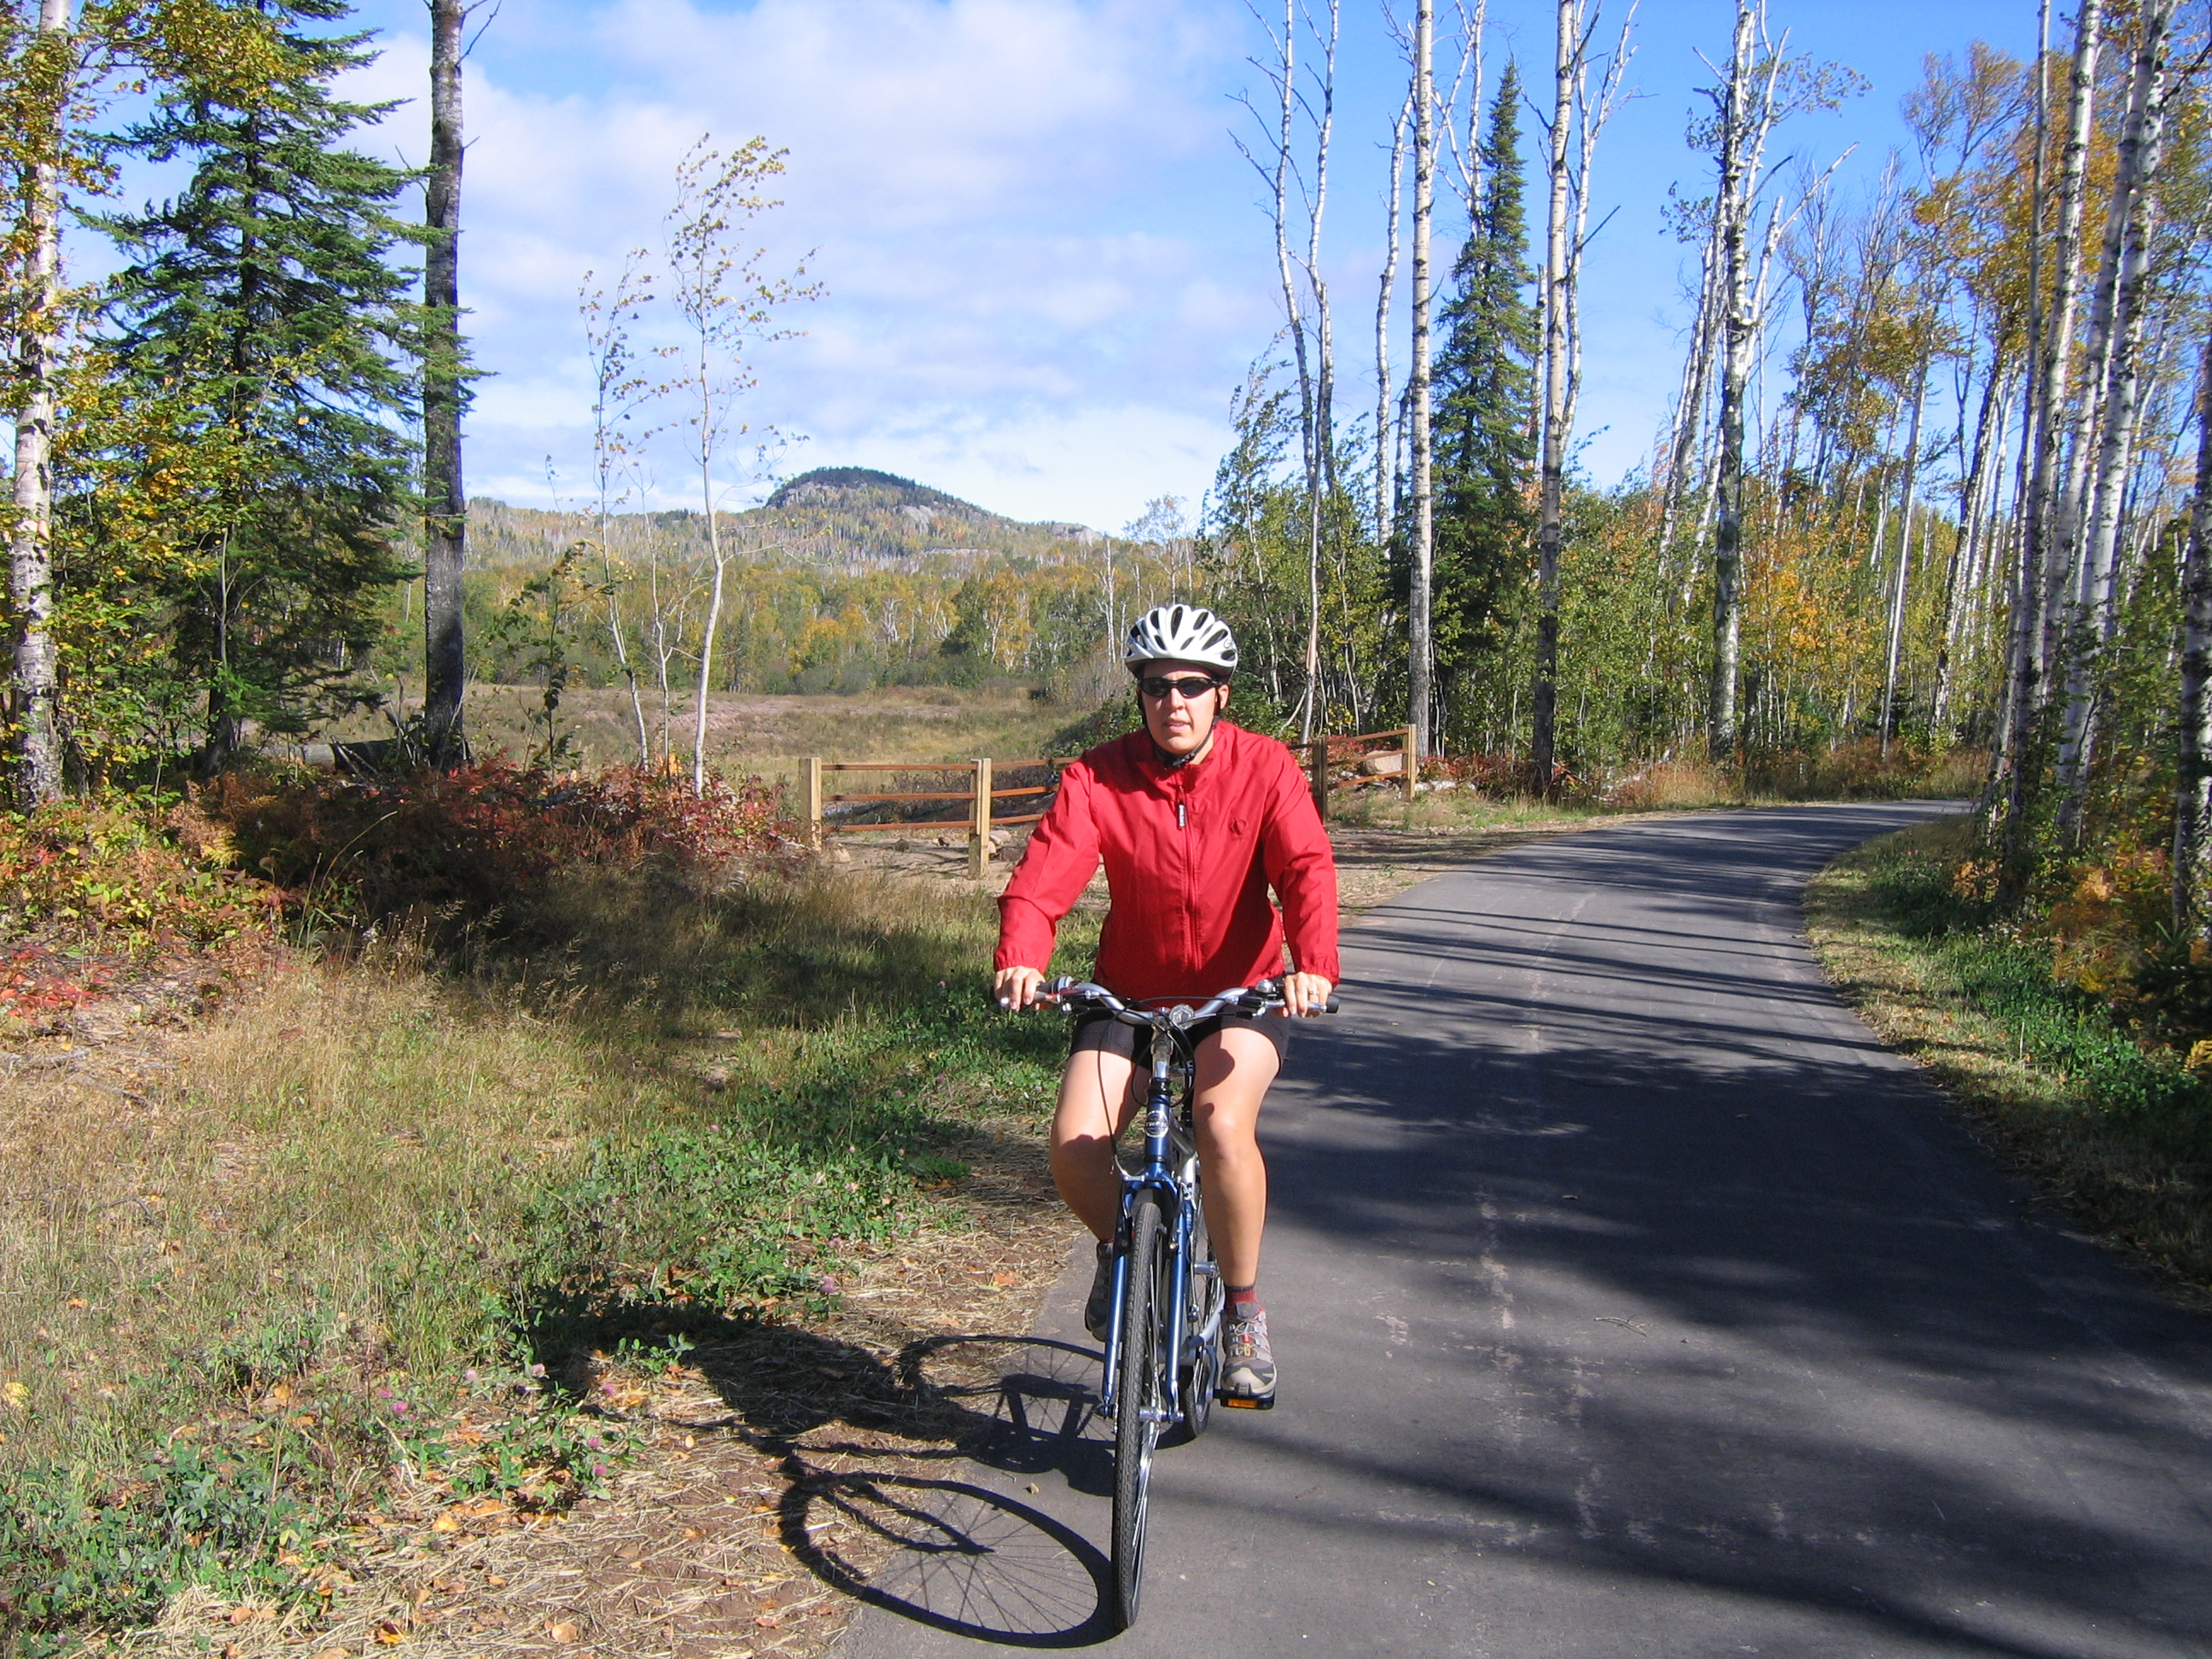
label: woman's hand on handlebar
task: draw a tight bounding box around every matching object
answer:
[994,964,1048,1011]
[1282,971,1333,1017]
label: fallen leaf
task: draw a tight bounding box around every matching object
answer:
[66,1297,85,1309]
[546,1621,580,1644]
[310,1650,348,1659]
[754,1613,782,1628]
[430,1512,460,1533]
[992,1272,1019,1286]
[373,1620,406,1645]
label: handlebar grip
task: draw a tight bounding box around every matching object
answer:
[1323,996,1341,1014]
[1043,976,1074,995]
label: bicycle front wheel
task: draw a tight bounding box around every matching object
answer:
[1112,1187,1170,1630]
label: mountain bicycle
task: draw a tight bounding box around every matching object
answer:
[1035,975,1336,1630]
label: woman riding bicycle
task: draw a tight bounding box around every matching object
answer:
[993,603,1339,1407]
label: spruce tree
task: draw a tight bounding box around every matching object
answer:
[96,0,416,765]
[1429,60,1537,737]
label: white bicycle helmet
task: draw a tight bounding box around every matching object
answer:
[1124,603,1238,675]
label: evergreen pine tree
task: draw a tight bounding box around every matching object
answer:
[1429,60,1537,738]
[96,0,416,763]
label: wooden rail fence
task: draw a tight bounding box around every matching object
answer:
[800,757,1062,877]
[796,729,1413,867]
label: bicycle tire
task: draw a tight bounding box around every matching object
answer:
[1113,1188,1170,1630]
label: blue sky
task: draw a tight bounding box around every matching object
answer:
[306,0,2042,530]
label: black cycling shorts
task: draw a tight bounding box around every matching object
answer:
[1069,1007,1291,1067]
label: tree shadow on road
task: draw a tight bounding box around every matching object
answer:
[1228,803,2212,1656]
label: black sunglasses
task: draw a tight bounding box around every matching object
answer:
[1138,674,1224,701]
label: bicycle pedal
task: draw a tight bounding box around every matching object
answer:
[1217,1391,1274,1410]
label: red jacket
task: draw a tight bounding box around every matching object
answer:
[995,721,1341,1000]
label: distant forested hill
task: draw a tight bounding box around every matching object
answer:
[379,469,1188,703]
[465,467,1103,571]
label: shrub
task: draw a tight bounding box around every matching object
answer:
[1739,740,1986,800]
[188,760,798,933]
[0,795,276,954]
[1598,757,1733,810]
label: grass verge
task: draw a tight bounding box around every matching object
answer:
[0,858,1095,1654]
[1805,815,2212,1301]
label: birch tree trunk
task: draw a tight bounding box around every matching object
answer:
[581,259,653,767]
[7,0,73,806]
[1708,0,1755,760]
[1529,0,1575,794]
[690,430,725,795]
[2055,0,2174,839]
[422,0,469,765]
[1930,355,2011,738]
[1263,0,1312,521]
[1375,88,1412,542]
[2171,326,2212,931]
[1407,0,1436,760]
[1878,369,1928,757]
[1299,0,1340,742]
[2000,0,2101,888]
[1657,241,1720,579]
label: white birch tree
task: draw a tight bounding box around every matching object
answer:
[579,251,655,766]
[1408,0,1436,758]
[657,135,816,795]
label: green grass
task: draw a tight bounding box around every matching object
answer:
[1807,817,2212,1296]
[0,862,1097,1651]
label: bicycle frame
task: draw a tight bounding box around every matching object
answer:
[1097,1019,1215,1423]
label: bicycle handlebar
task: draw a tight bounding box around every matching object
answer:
[1025,976,1341,1022]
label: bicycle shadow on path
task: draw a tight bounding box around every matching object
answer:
[626,1311,1121,1648]
[762,1331,1118,1647]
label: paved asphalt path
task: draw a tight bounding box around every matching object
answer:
[836,803,2212,1656]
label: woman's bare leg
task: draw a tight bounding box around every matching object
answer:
[1190,1025,1280,1288]
[1049,1042,1138,1243]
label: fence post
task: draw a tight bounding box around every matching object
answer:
[1401,727,1418,803]
[803,756,823,851]
[969,756,993,878]
[1310,737,1330,822]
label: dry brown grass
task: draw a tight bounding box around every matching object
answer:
[0,858,1086,1652]
[326,684,1079,779]
[102,1103,1077,1659]
[0,955,686,1464]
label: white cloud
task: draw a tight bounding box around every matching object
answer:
[334,0,1260,528]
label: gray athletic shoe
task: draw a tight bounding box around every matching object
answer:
[1220,1309,1276,1406]
[1084,1241,1113,1342]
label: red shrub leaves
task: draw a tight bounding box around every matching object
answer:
[196,761,798,926]
[0,796,278,952]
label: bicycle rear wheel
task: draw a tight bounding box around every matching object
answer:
[1177,1185,1220,1443]
[1112,1188,1170,1630]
